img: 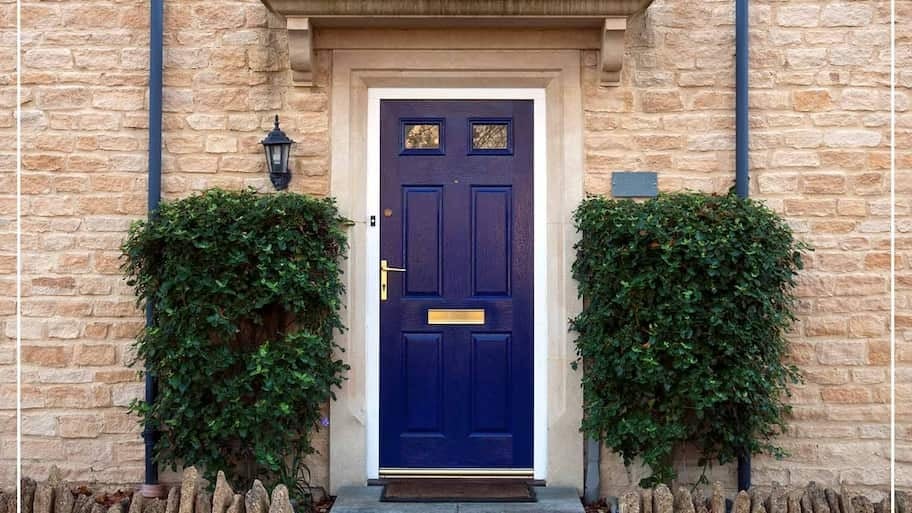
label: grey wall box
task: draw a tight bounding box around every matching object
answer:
[611,171,658,198]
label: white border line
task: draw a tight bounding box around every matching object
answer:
[16,0,22,506]
[365,88,548,481]
[890,0,896,503]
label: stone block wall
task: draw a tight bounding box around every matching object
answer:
[586,0,902,494]
[0,0,16,488]
[12,0,907,495]
[896,0,912,495]
[17,0,329,487]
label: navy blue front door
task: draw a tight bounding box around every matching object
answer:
[379,100,533,470]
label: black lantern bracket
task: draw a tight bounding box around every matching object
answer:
[261,115,295,191]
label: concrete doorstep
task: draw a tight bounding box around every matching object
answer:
[330,486,585,513]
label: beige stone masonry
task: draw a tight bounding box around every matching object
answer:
[897,0,912,493]
[588,0,900,493]
[18,0,328,486]
[0,0,15,489]
[13,0,907,496]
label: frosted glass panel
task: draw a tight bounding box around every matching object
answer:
[472,123,508,150]
[404,123,440,149]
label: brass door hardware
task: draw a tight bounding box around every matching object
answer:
[380,468,533,478]
[380,259,406,301]
[427,309,485,325]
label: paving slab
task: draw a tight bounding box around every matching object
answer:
[331,486,584,513]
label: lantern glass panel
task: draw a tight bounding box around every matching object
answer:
[280,144,290,169]
[270,145,282,165]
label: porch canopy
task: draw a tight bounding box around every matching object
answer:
[259,0,654,86]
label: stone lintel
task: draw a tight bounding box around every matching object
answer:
[262,0,652,17]
[268,1,651,87]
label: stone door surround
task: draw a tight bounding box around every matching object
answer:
[260,0,654,87]
[327,47,586,493]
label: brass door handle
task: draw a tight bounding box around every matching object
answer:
[380,259,406,301]
[381,260,407,273]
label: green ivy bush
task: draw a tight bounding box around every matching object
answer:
[571,192,807,487]
[122,188,349,500]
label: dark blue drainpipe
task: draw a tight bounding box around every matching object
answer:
[736,0,752,491]
[735,0,750,200]
[143,0,164,489]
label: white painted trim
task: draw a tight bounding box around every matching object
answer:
[365,88,549,481]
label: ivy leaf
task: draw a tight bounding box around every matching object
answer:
[122,188,350,500]
[571,192,808,487]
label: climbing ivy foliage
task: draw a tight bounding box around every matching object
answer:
[571,193,807,487]
[122,188,349,496]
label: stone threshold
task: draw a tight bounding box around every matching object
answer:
[330,486,584,513]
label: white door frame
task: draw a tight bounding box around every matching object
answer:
[365,88,548,480]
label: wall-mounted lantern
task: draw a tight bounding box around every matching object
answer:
[261,115,294,191]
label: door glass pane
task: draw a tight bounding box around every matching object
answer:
[404,123,440,149]
[472,123,508,150]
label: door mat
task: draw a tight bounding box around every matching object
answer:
[380,479,537,503]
